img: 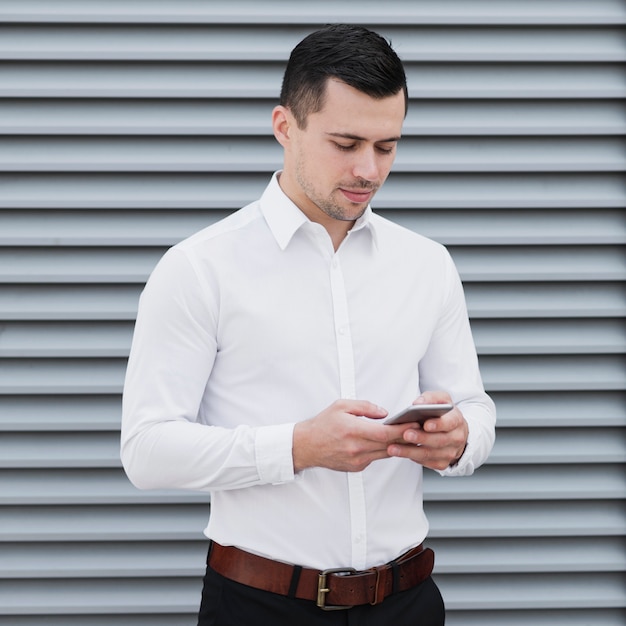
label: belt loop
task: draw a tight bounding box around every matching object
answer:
[288,565,303,598]
[206,540,214,565]
[370,567,383,606]
[391,560,400,594]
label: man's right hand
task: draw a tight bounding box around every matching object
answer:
[292,399,411,473]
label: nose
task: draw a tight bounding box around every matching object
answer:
[352,147,379,182]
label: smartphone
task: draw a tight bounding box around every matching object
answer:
[382,403,454,425]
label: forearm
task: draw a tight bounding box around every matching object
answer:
[121,417,295,492]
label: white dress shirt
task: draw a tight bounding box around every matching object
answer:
[121,172,496,571]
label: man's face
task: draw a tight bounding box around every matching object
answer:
[276,79,405,230]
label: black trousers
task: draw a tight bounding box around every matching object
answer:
[197,562,445,626]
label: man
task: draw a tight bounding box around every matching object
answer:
[121,24,496,625]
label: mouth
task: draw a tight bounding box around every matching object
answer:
[339,188,375,204]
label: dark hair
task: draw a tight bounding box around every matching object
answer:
[280,24,408,128]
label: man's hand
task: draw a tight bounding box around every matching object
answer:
[387,391,469,470]
[293,399,411,473]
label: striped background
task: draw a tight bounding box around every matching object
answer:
[0,2,624,624]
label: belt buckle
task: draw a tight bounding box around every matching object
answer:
[317,567,356,610]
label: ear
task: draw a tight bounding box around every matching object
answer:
[272,105,292,148]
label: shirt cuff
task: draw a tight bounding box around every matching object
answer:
[255,423,296,485]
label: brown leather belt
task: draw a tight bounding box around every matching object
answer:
[208,541,435,610]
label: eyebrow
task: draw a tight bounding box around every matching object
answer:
[326,132,402,143]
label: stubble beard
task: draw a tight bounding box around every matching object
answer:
[295,163,378,223]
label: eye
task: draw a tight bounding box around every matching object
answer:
[334,142,356,152]
[376,145,395,155]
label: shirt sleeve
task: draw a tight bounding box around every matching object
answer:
[120,247,296,492]
[417,247,496,477]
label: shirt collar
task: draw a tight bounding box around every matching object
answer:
[260,171,379,251]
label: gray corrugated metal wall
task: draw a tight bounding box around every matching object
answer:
[0,1,625,624]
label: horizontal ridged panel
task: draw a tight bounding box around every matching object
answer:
[438,573,626,609]
[0,285,142,320]
[465,282,626,318]
[0,465,623,505]
[0,573,623,614]
[1,427,624,468]
[424,465,626,500]
[0,497,620,544]
[1,137,624,172]
[0,396,122,430]
[1,504,211,542]
[2,541,208,578]
[0,578,202,615]
[488,391,626,427]
[1,612,625,626]
[3,207,626,246]
[431,537,626,573]
[2,318,625,358]
[0,322,133,357]
[1,173,623,208]
[0,619,194,626]
[1,390,623,431]
[1,63,624,99]
[426,500,626,538]
[1,0,626,25]
[2,282,624,321]
[1,25,624,62]
[1,3,624,625]
[445,609,626,626]
[2,499,623,542]
[2,245,623,282]
[1,99,624,136]
[1,355,624,394]
[3,537,624,578]
[0,469,207,505]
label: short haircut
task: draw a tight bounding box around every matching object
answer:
[280,24,408,128]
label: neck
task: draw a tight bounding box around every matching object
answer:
[327,221,353,251]
[276,172,355,251]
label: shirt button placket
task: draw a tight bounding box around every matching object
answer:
[329,253,367,568]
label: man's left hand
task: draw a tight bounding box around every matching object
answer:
[387,391,468,470]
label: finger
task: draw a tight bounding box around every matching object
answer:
[401,428,449,448]
[342,400,388,420]
[371,421,421,445]
[421,414,451,433]
[387,442,455,471]
[421,407,462,433]
[414,390,452,405]
[388,442,432,463]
